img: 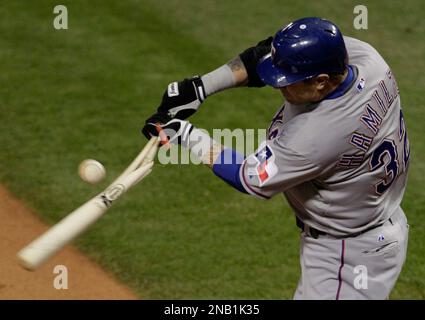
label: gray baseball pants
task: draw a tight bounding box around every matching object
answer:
[294,207,409,300]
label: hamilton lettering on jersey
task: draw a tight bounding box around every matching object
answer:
[360,69,399,134]
[338,69,399,168]
[349,132,373,152]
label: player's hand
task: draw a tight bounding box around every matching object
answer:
[142,112,193,146]
[239,36,273,87]
[157,76,206,120]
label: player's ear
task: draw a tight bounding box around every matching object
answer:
[315,74,329,90]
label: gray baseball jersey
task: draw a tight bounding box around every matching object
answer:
[239,36,410,238]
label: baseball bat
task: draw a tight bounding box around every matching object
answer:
[17,137,160,271]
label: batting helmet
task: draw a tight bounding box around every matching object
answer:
[257,17,348,87]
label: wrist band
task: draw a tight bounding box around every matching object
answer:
[201,64,237,97]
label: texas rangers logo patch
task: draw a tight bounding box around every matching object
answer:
[254,145,277,185]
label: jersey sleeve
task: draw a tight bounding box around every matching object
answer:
[239,138,322,199]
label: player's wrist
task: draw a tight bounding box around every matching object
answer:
[190,76,207,102]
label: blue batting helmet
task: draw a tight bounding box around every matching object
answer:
[257,17,348,87]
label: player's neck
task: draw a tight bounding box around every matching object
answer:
[321,67,349,100]
[325,68,349,96]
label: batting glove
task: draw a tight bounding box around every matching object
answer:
[239,36,273,87]
[142,112,193,146]
[157,76,206,120]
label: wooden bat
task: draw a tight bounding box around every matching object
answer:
[17,137,160,271]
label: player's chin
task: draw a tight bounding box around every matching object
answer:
[282,93,298,104]
[281,90,310,105]
[280,87,295,103]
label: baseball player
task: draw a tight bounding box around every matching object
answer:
[142,17,410,300]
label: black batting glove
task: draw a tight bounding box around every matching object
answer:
[157,76,206,120]
[142,112,193,146]
[239,36,273,87]
[142,112,170,140]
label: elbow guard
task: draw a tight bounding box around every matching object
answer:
[239,36,273,87]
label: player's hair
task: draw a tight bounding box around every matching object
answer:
[303,67,347,85]
[328,71,346,82]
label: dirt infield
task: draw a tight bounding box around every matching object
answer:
[0,185,137,299]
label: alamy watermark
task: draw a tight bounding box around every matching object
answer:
[353,5,368,30]
[53,264,68,289]
[354,264,368,290]
[157,128,267,165]
[53,5,68,30]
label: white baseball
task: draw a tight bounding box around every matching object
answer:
[78,159,106,184]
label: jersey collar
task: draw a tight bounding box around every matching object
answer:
[324,65,357,100]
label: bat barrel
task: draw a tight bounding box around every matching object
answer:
[17,197,107,270]
[17,138,158,271]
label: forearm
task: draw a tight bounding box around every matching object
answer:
[200,36,273,97]
[200,56,248,97]
[225,56,249,87]
[143,115,248,193]
[186,128,224,167]
[152,37,272,121]
[186,128,247,193]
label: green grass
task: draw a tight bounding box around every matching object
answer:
[0,0,424,299]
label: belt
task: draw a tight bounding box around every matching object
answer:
[296,217,327,239]
[295,209,404,239]
[388,207,404,225]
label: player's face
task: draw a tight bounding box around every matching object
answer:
[278,74,331,104]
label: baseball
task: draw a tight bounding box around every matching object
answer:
[78,159,106,184]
